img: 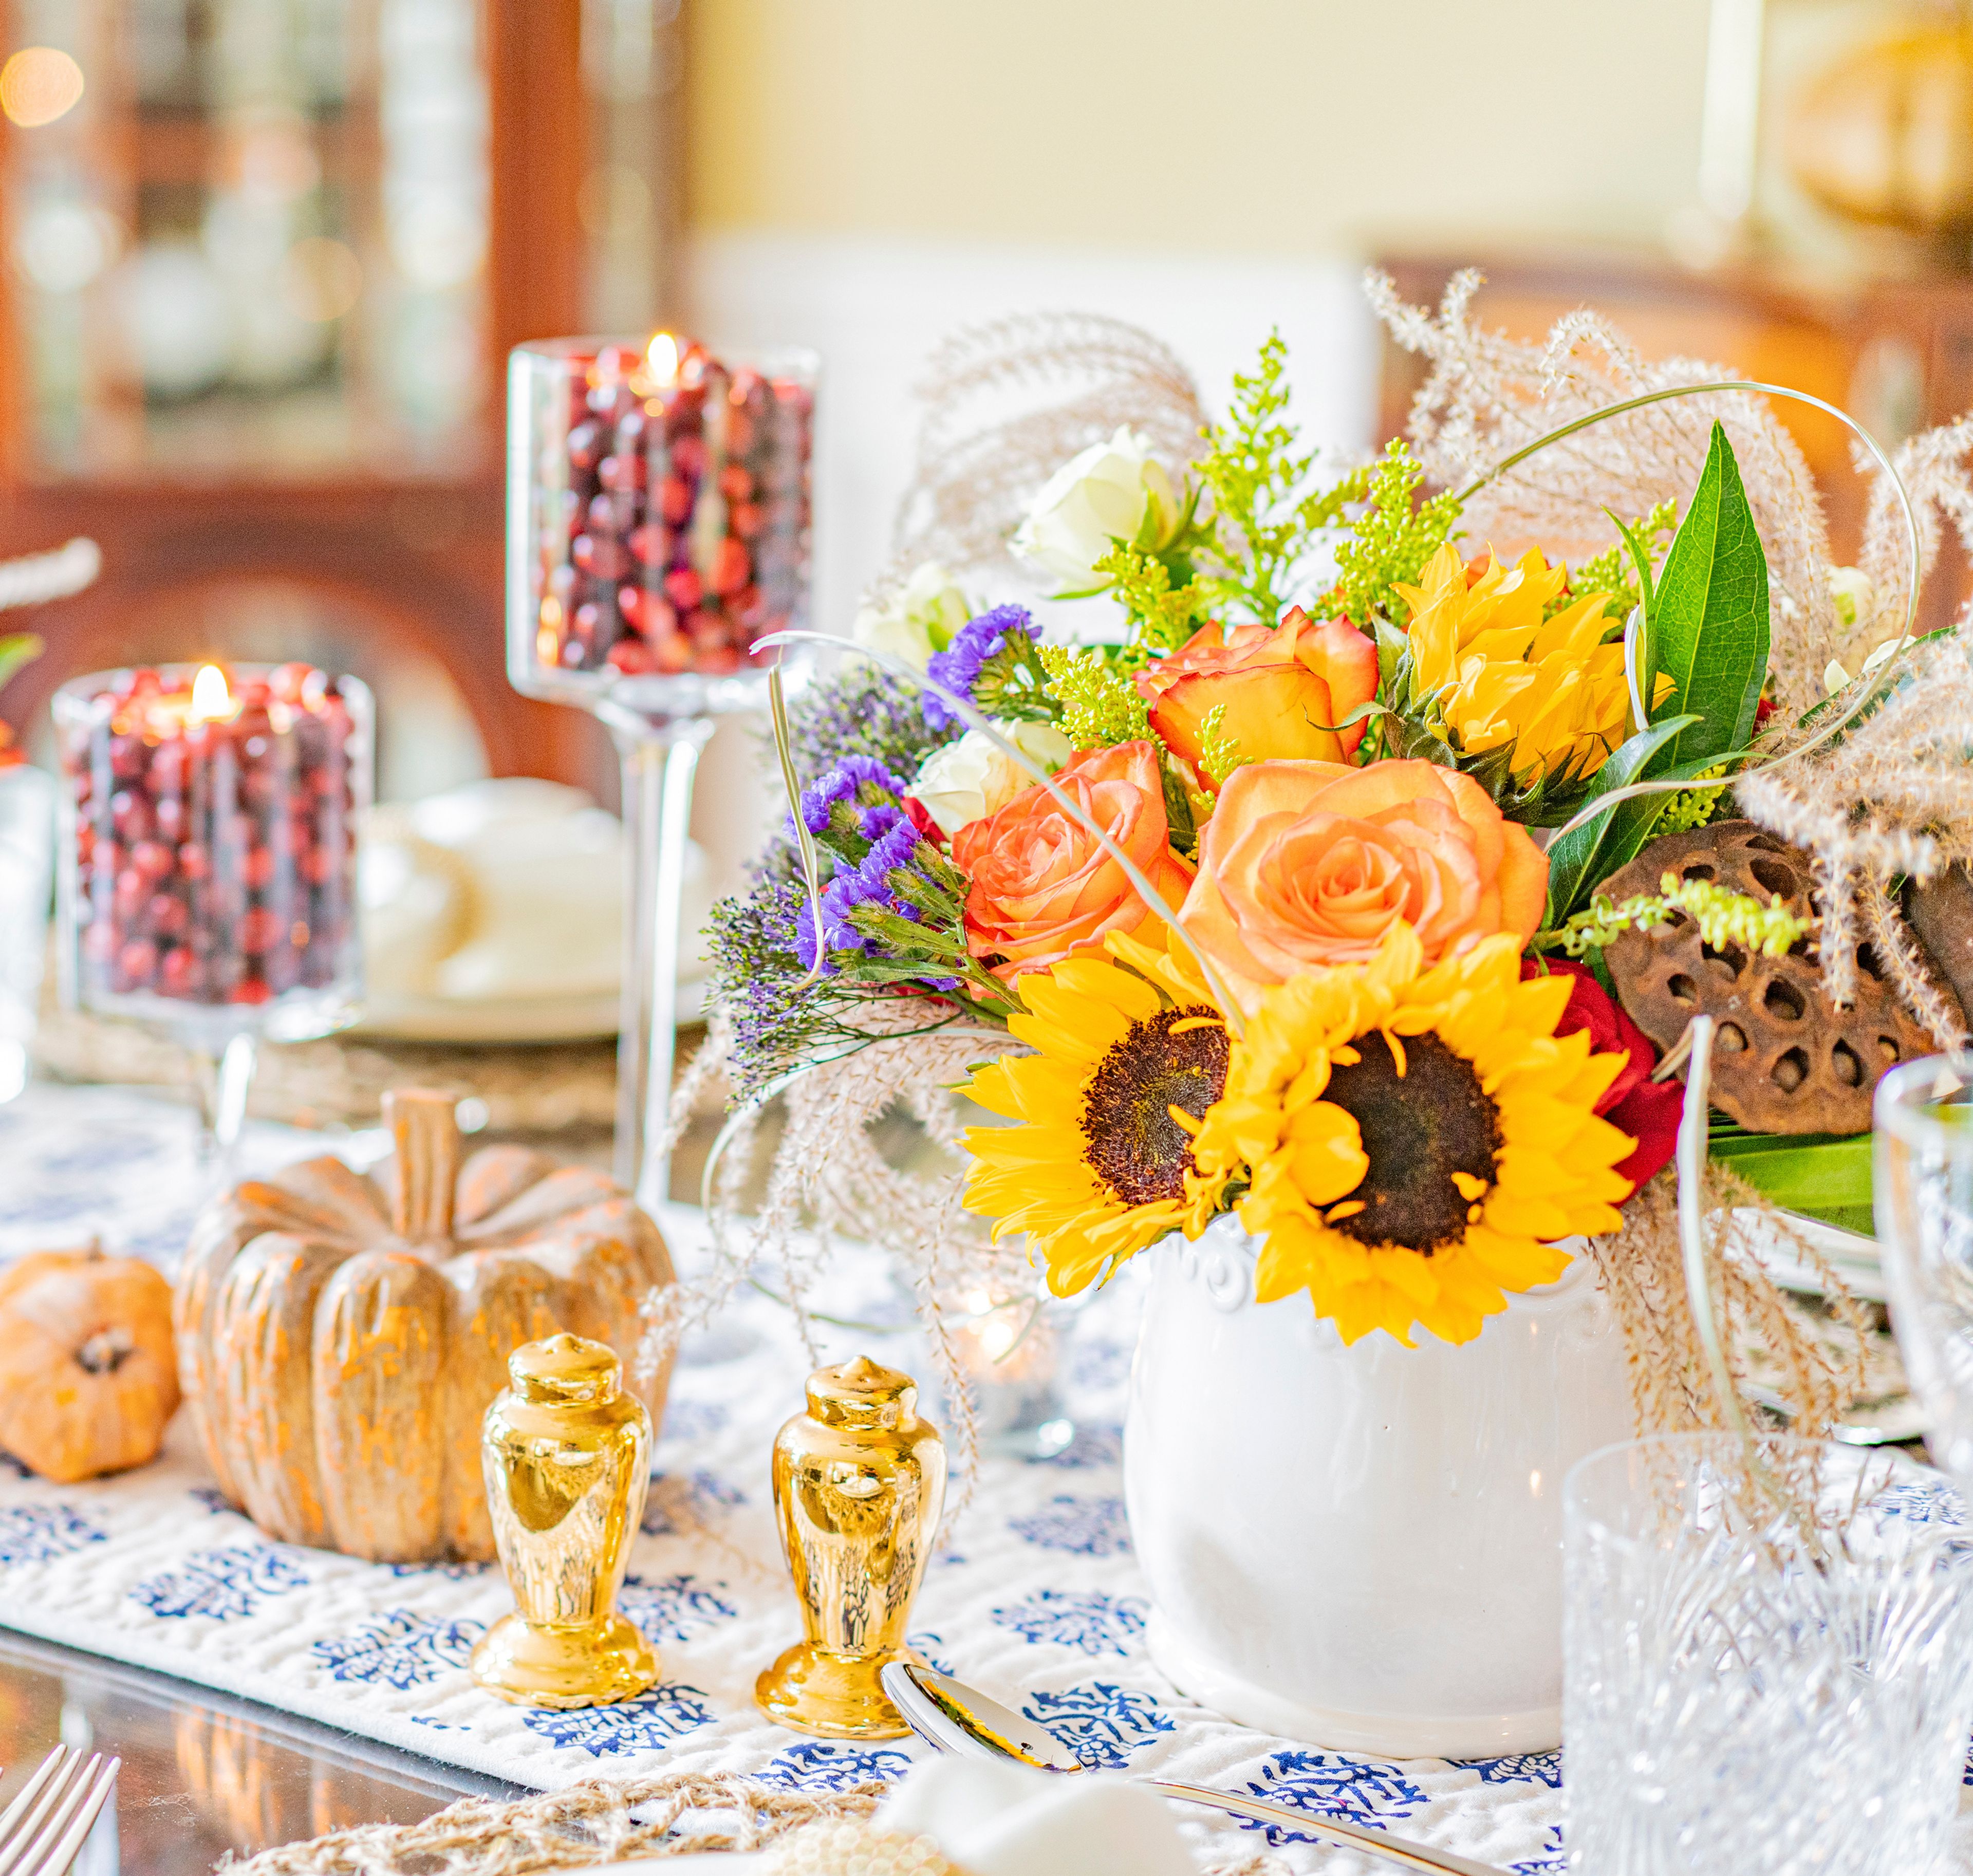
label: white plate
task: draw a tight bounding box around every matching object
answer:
[351,976,706,1043]
[1738,1206,1885,1303]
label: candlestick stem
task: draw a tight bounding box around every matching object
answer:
[190,1030,258,1185]
[610,713,714,1216]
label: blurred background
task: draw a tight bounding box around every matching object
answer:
[8,0,1973,1135]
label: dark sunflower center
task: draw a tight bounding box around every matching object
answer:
[1082,1008,1230,1209]
[1320,1031,1500,1253]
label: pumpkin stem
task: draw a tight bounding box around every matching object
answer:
[385,1088,461,1242]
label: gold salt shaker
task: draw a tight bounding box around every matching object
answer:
[756,1355,947,1739]
[471,1332,658,1708]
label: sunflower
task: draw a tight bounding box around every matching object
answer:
[959,946,1230,1295]
[1393,542,1634,785]
[1187,923,1636,1346]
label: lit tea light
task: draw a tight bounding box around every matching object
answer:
[644,330,679,387]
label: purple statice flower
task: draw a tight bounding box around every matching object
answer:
[923,605,1039,731]
[793,754,910,836]
[793,817,952,983]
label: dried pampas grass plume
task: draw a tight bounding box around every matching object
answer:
[878,310,1206,598]
[1366,267,1841,723]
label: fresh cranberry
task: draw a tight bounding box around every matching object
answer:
[709,537,752,597]
[228,977,272,1006]
[148,893,188,939]
[628,522,669,567]
[664,567,702,610]
[730,501,764,540]
[598,453,645,493]
[719,465,753,503]
[158,946,197,997]
[671,434,706,480]
[658,477,693,526]
[606,639,658,675]
[180,842,210,881]
[238,907,281,953]
[118,939,158,987]
[130,840,174,883]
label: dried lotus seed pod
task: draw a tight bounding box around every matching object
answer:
[1598,821,1932,1135]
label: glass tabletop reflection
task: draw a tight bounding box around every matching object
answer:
[0,1630,525,1875]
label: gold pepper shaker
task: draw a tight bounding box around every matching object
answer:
[756,1355,947,1739]
[471,1332,658,1708]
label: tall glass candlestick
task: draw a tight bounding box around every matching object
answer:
[507,333,815,1212]
[52,661,371,1172]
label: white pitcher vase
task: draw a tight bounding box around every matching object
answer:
[1123,1211,1632,1759]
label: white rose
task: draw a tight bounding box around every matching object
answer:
[906,718,1074,839]
[852,563,974,671]
[1828,565,1876,632]
[1010,426,1182,589]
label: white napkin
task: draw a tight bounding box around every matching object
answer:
[874,1756,1197,1875]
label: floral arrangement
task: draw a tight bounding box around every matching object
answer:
[668,282,1973,1462]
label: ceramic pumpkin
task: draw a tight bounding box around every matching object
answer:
[175,1088,676,1563]
[0,1246,180,1483]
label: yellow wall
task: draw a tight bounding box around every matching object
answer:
[686,0,1716,253]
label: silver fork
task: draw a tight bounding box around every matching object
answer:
[0,1747,120,1876]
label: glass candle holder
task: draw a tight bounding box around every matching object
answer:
[52,661,372,1165]
[0,760,55,1105]
[507,332,816,1212]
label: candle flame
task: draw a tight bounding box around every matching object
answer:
[645,330,679,386]
[189,663,233,722]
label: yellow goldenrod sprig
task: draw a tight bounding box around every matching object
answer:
[1196,702,1247,787]
[1038,643,1151,747]
[1539,871,1812,960]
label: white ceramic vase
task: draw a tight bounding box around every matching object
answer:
[1123,1211,1632,1759]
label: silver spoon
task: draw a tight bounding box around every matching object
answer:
[880,1662,1505,1876]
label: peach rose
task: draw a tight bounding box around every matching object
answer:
[1180,758,1548,1008]
[1135,608,1379,783]
[953,740,1195,980]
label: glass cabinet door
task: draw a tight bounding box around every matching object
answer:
[5,0,491,478]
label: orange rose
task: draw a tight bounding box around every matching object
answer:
[1180,758,1548,1009]
[953,740,1195,980]
[1135,608,1379,783]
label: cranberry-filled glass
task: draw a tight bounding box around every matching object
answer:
[507,333,816,1210]
[52,661,372,1167]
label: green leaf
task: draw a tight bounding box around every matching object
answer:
[1373,613,1408,700]
[1541,714,1702,925]
[0,634,42,694]
[1609,512,1659,705]
[1650,423,1770,765]
[1707,1125,1873,1236]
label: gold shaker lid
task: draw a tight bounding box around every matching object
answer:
[509,1332,622,1405]
[806,1355,917,1429]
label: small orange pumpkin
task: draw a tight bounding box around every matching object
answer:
[0,1246,180,1483]
[176,1088,677,1563]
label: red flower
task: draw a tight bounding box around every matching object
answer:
[1520,956,1681,1196]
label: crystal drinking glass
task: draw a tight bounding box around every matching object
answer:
[507,333,816,1213]
[51,662,371,1171]
[1563,1432,1973,1876]
[1875,1055,1973,1479]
